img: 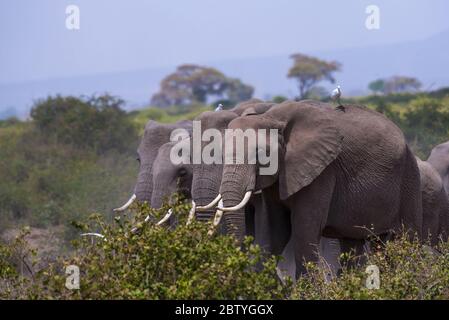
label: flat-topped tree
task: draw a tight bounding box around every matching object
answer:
[288,53,341,99]
[151,64,254,108]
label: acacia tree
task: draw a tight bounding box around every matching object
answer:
[383,76,421,94]
[151,64,254,107]
[368,76,422,95]
[287,53,341,99]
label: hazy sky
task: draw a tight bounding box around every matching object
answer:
[1,0,449,84]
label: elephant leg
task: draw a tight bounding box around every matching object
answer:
[289,169,336,278]
[259,191,291,256]
[319,237,342,280]
[277,239,296,281]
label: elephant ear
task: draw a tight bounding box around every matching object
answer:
[278,105,343,200]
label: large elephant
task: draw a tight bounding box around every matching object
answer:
[428,141,449,194]
[114,120,192,211]
[416,157,449,245]
[215,100,422,277]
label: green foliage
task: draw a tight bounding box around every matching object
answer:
[0,96,138,239]
[2,214,449,299]
[30,94,138,154]
[11,202,291,299]
[293,234,449,300]
[400,96,449,156]
[0,228,37,298]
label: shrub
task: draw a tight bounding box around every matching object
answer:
[292,233,449,300]
[30,94,138,154]
[2,209,449,299]
[20,201,291,299]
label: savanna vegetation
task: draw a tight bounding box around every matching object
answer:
[1,55,449,299]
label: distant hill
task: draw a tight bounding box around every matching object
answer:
[1,29,448,119]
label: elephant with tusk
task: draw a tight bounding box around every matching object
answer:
[192,99,347,278]
[215,100,423,278]
[113,119,192,227]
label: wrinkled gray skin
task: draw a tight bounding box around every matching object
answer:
[219,100,422,277]
[428,141,449,194]
[151,139,193,209]
[416,157,449,245]
[133,120,192,206]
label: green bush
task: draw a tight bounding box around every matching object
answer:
[0,118,137,238]
[30,94,138,154]
[16,201,291,299]
[2,207,449,299]
[293,233,449,300]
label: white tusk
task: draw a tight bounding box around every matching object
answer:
[253,189,262,195]
[217,191,252,212]
[208,200,224,236]
[213,200,224,226]
[113,194,136,212]
[80,232,106,240]
[196,194,222,211]
[186,200,196,225]
[156,208,173,226]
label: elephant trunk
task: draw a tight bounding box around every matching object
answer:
[192,185,220,221]
[221,186,246,243]
[192,165,223,222]
[219,164,256,243]
[151,181,166,209]
[135,162,154,203]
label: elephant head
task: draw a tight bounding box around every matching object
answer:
[114,119,192,211]
[190,100,274,222]
[217,100,342,242]
[151,138,193,209]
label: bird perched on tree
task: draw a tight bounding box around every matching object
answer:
[331,85,344,111]
[215,103,223,112]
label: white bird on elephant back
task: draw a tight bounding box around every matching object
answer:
[215,103,223,111]
[331,85,344,111]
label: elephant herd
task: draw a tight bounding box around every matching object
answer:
[114,99,449,279]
